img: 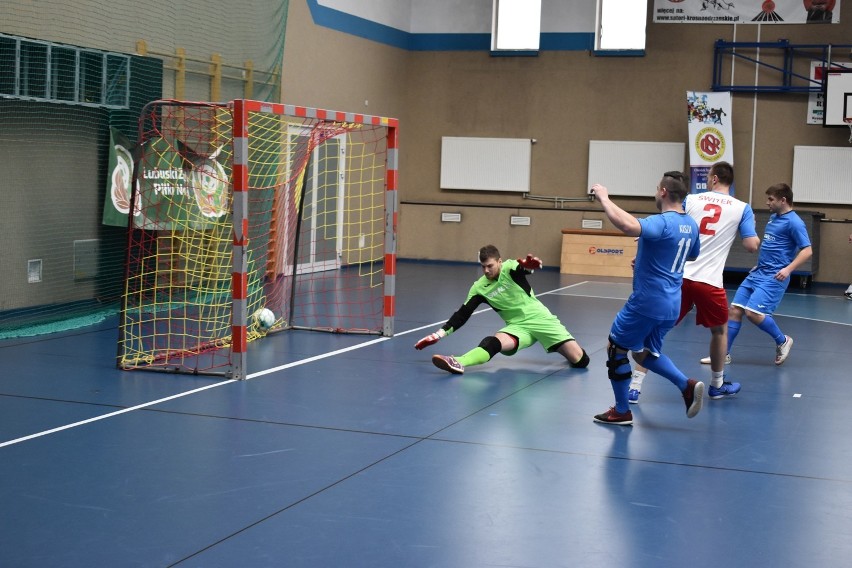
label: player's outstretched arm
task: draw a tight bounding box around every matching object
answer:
[590,183,641,237]
[415,297,481,350]
[517,253,542,271]
[415,328,446,350]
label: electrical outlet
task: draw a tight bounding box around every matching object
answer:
[28,259,42,283]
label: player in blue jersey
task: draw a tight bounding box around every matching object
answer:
[630,163,759,403]
[590,174,704,426]
[724,183,812,365]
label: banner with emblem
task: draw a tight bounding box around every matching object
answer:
[102,127,138,227]
[103,130,231,229]
[133,136,231,230]
[654,0,841,24]
[687,91,734,195]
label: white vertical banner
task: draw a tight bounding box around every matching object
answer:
[687,91,734,195]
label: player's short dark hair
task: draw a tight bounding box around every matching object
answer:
[660,172,689,203]
[479,245,500,263]
[663,170,688,186]
[766,183,794,205]
[709,161,734,186]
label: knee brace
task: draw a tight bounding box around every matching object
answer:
[478,336,503,360]
[606,341,632,381]
[570,348,590,369]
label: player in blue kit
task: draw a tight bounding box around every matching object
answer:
[590,174,704,426]
[724,183,812,365]
[630,163,759,403]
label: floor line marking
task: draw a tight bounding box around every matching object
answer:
[6,278,839,448]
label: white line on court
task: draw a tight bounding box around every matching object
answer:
[0,282,585,448]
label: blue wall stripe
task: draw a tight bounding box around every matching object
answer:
[306,0,594,52]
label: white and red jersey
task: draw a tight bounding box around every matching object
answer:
[682,191,757,288]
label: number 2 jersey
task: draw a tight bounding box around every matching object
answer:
[682,191,757,288]
[629,211,700,321]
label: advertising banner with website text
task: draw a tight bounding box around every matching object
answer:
[654,0,840,24]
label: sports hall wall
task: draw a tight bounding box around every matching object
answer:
[282,1,852,286]
[2,1,851,333]
[0,1,287,327]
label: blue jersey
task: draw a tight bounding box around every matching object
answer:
[628,211,700,320]
[754,210,811,276]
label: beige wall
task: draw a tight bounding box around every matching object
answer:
[282,3,852,285]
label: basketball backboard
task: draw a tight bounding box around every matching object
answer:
[823,68,852,127]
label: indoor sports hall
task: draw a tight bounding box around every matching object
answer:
[2,264,852,566]
[3,1,852,567]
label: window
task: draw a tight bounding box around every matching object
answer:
[0,33,129,108]
[50,46,77,102]
[20,41,48,98]
[0,36,18,95]
[595,0,647,54]
[491,0,542,54]
[79,50,103,104]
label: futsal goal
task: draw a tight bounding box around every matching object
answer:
[117,99,398,379]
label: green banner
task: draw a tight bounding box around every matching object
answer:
[134,136,230,230]
[104,131,231,230]
[102,127,137,227]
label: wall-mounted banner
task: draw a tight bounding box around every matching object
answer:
[654,0,841,24]
[102,130,231,229]
[103,128,139,228]
[687,91,734,195]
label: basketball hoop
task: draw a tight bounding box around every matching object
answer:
[845,118,852,144]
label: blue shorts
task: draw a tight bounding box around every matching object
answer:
[731,271,788,316]
[609,303,675,357]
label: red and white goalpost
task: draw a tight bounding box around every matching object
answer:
[117,99,398,379]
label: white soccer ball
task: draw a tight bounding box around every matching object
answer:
[254,308,276,329]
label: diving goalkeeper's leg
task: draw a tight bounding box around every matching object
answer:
[455,335,507,368]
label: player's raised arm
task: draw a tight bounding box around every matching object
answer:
[590,184,641,237]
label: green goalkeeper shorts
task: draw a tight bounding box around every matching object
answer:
[499,314,574,355]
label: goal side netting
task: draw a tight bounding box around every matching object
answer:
[117,99,398,379]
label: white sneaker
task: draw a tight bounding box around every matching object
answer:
[775,336,793,365]
[700,354,731,365]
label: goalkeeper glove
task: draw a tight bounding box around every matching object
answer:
[517,254,542,271]
[415,329,446,350]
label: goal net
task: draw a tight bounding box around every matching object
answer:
[117,99,398,379]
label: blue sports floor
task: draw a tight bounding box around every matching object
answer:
[2,261,851,567]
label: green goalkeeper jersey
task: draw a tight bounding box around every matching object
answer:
[442,259,553,333]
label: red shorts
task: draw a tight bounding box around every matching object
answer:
[678,279,729,328]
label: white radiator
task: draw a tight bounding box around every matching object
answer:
[440,136,531,192]
[587,140,686,197]
[791,146,852,205]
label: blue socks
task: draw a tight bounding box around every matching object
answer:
[757,315,786,345]
[726,319,742,354]
[642,354,688,391]
[613,377,631,413]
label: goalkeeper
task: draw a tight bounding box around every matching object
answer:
[415,244,590,374]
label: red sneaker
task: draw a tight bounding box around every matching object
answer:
[432,355,464,375]
[683,379,705,418]
[593,407,633,426]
